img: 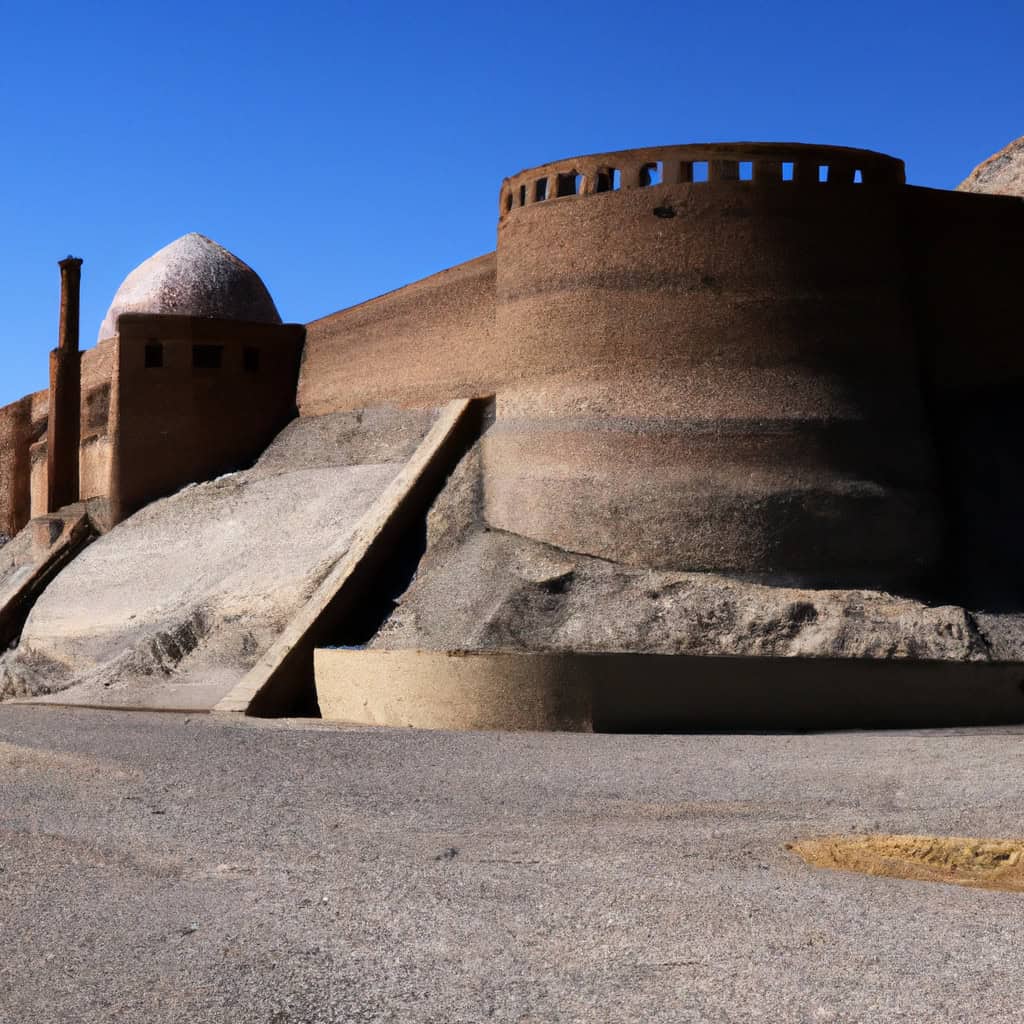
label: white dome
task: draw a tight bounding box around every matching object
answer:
[98,233,281,341]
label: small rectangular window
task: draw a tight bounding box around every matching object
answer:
[192,344,223,369]
[243,347,260,372]
[692,161,709,182]
[144,342,163,368]
[534,178,548,202]
[739,161,753,181]
[853,169,863,184]
[818,165,829,183]
[782,162,795,181]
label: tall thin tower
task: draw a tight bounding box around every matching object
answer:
[46,256,83,513]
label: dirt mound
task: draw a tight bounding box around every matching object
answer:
[370,443,1000,661]
[789,834,1024,892]
[0,407,437,709]
[958,136,1024,196]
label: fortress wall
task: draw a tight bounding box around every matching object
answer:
[0,391,47,537]
[908,187,1024,607]
[484,150,943,587]
[79,339,115,504]
[109,314,303,524]
[298,254,498,415]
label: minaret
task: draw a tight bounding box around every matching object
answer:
[46,256,83,513]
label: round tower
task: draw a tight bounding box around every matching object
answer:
[483,143,941,588]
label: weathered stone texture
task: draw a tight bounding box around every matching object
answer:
[373,442,1004,661]
[958,136,1024,196]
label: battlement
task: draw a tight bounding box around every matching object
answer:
[499,143,906,218]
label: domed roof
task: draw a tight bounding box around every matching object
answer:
[98,233,282,341]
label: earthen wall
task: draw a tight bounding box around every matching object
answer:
[906,187,1024,607]
[109,314,304,523]
[0,391,47,537]
[298,254,498,415]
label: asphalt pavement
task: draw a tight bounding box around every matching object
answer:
[1,705,1022,1023]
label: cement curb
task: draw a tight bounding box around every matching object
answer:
[314,648,1024,731]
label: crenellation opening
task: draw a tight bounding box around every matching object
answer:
[639,162,662,186]
[556,172,583,197]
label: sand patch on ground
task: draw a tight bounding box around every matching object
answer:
[789,834,1024,892]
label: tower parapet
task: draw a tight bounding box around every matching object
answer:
[499,143,906,219]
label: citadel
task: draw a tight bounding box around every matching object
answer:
[1,141,1023,729]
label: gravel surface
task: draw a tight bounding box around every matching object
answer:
[1,705,1022,1023]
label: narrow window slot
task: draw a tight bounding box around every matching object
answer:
[144,342,163,369]
[782,162,794,181]
[534,178,548,202]
[739,161,753,181]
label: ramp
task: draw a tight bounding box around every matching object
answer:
[0,506,95,653]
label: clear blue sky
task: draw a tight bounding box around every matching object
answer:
[0,0,1020,406]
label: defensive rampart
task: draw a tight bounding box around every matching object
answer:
[299,253,498,415]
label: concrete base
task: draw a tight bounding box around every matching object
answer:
[314,648,1024,731]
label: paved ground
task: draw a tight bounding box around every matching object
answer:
[1,706,1022,1023]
